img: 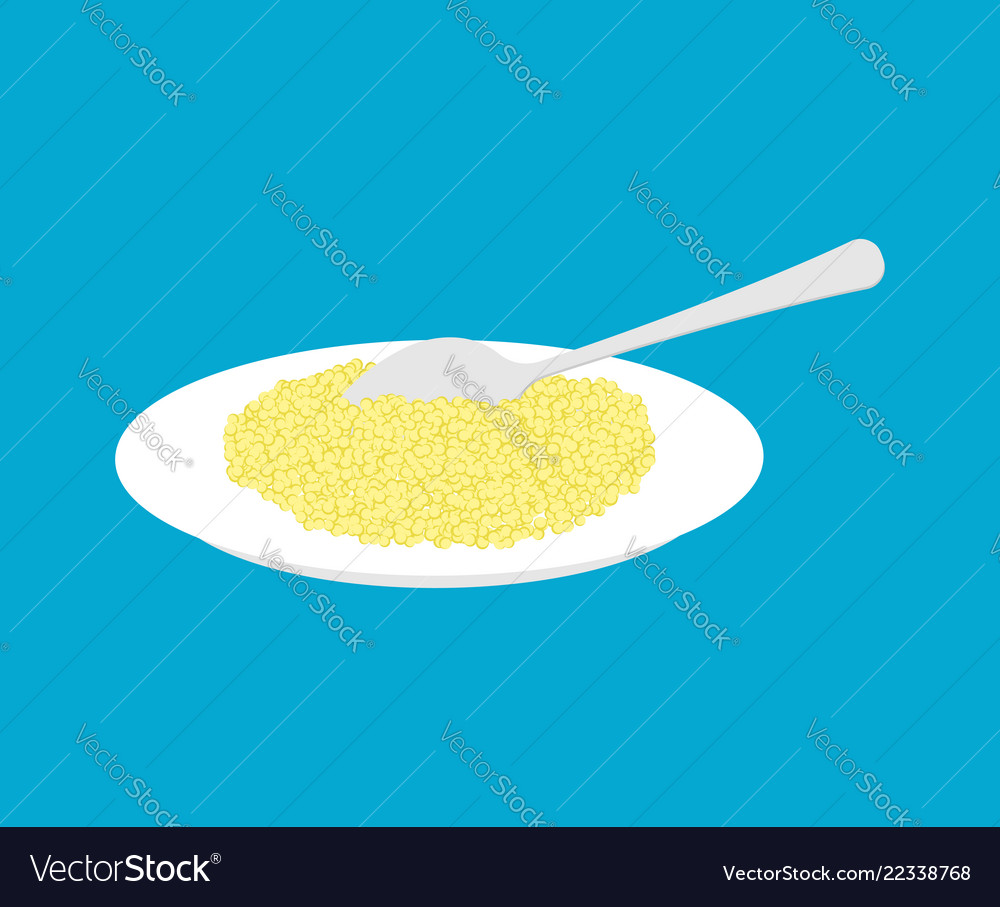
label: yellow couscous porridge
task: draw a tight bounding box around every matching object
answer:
[224,359,655,549]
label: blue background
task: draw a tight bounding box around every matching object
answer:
[1,0,998,827]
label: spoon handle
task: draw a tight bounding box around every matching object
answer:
[539,239,884,376]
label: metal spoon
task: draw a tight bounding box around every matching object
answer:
[344,239,884,405]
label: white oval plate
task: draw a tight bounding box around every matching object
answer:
[115,341,763,587]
